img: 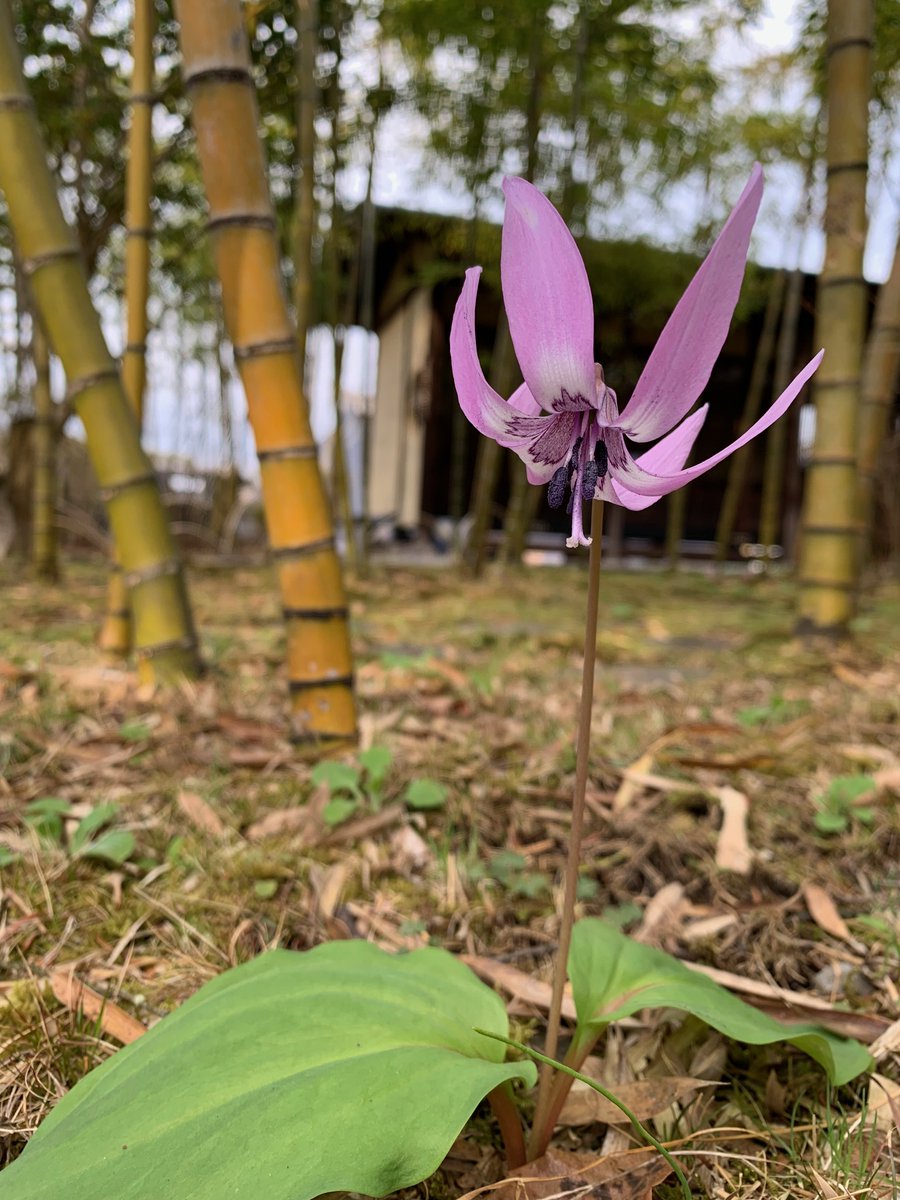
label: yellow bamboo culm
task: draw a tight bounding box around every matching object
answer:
[856,236,900,564]
[175,0,357,745]
[100,0,156,657]
[796,0,872,634]
[0,6,200,683]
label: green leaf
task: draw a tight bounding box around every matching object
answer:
[24,797,70,844]
[322,797,359,827]
[568,919,871,1086]
[404,779,448,810]
[0,846,19,868]
[826,775,876,805]
[118,720,152,742]
[76,830,135,866]
[358,746,392,785]
[70,804,119,854]
[4,941,536,1200]
[254,879,278,899]
[814,809,848,835]
[311,761,361,795]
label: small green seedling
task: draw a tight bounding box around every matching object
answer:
[23,797,136,865]
[312,749,447,826]
[402,778,448,811]
[312,747,396,826]
[813,775,877,835]
[468,850,549,899]
[737,694,808,727]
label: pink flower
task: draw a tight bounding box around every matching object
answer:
[450,165,823,548]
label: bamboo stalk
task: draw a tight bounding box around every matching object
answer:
[759,268,806,551]
[175,0,356,744]
[30,311,58,581]
[0,5,199,683]
[293,0,318,367]
[797,0,872,633]
[100,0,156,657]
[714,270,786,562]
[856,234,900,565]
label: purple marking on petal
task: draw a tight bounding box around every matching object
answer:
[551,388,593,413]
[602,405,708,511]
[523,412,580,464]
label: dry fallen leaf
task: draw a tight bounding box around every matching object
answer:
[864,1073,900,1133]
[714,786,751,874]
[636,881,686,943]
[802,882,853,943]
[177,790,228,839]
[49,969,146,1045]
[558,1074,716,1126]
[462,954,577,1021]
[490,1148,671,1200]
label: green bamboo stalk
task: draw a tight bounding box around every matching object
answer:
[0,4,199,683]
[100,0,156,657]
[797,0,872,633]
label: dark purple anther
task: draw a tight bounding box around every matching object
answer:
[547,464,569,509]
[594,439,609,479]
[581,460,599,499]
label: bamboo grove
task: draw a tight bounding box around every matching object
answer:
[0,2,200,684]
[0,0,896,732]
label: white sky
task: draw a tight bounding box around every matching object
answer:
[343,0,897,283]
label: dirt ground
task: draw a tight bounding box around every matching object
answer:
[1,558,898,1197]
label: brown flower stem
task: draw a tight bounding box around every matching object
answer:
[527,498,604,1160]
[487,1082,527,1169]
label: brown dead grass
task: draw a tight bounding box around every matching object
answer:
[0,558,898,1195]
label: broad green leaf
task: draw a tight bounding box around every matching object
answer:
[69,804,119,854]
[826,775,876,805]
[814,809,848,835]
[568,920,871,1086]
[359,745,393,784]
[0,847,19,868]
[118,720,152,742]
[76,830,135,865]
[24,797,69,844]
[322,796,359,826]
[3,941,535,1200]
[311,760,361,794]
[404,778,449,810]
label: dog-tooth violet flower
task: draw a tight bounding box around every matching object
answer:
[450,165,824,548]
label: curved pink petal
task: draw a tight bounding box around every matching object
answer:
[613,164,764,442]
[608,350,823,498]
[450,267,540,444]
[501,177,597,413]
[508,381,542,415]
[597,405,709,510]
[450,269,579,484]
